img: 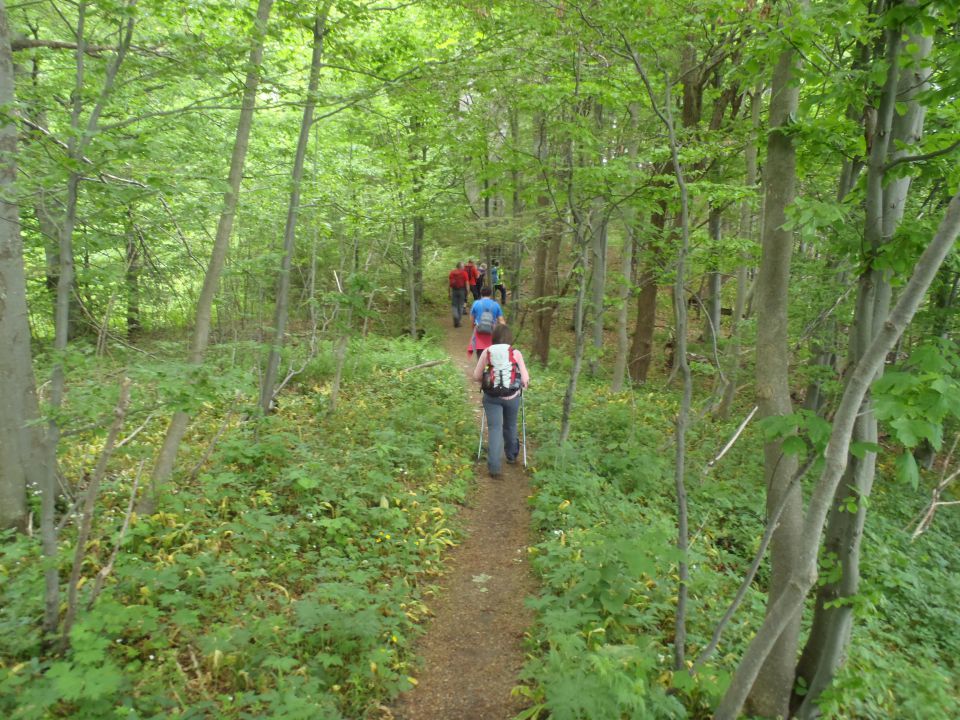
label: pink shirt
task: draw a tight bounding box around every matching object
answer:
[472,345,530,399]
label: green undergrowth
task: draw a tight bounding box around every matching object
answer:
[517,364,960,719]
[1,335,473,719]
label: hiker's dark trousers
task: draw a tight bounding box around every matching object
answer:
[482,393,520,475]
[451,287,466,326]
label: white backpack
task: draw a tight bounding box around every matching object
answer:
[482,344,521,397]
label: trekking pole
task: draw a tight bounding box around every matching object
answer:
[476,404,486,461]
[521,390,527,468]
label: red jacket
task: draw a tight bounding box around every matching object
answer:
[464,262,479,284]
[449,268,468,289]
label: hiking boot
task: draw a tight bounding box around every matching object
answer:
[506,456,517,465]
[489,470,502,479]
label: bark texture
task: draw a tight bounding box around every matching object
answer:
[795,22,933,717]
[745,34,804,719]
[0,0,47,533]
[718,187,960,720]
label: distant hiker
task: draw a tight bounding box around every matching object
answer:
[476,262,487,298]
[491,259,506,304]
[474,324,529,478]
[448,262,469,327]
[467,287,503,359]
[464,259,480,302]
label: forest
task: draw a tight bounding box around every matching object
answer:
[1,0,959,718]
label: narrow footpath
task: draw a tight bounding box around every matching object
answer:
[393,313,536,720]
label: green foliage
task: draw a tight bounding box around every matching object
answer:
[0,336,472,718]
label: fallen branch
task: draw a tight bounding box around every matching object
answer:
[909,433,960,540]
[705,405,758,471]
[400,359,448,372]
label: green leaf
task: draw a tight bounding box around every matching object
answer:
[850,441,881,459]
[896,452,920,490]
[782,435,806,456]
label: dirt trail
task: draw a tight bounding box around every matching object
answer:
[393,314,536,720]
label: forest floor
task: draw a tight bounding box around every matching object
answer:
[393,310,536,720]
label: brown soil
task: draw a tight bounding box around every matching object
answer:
[392,314,537,720]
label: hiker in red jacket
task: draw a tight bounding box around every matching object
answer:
[464,259,480,302]
[448,262,469,327]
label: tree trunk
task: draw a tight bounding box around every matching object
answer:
[259,8,327,415]
[611,221,634,392]
[531,114,561,365]
[510,105,524,313]
[703,214,722,348]
[612,103,641,392]
[718,187,960,720]
[588,200,608,375]
[628,209,665,382]
[795,22,932,717]
[151,0,274,494]
[0,0,47,534]
[718,88,761,418]
[745,31,805,719]
[125,214,142,338]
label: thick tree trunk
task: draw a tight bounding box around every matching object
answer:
[795,23,932,717]
[259,9,327,415]
[0,0,47,533]
[718,187,960,720]
[745,34,805,720]
[151,0,274,493]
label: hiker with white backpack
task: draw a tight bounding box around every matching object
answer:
[466,286,503,359]
[473,324,529,479]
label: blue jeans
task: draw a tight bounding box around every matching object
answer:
[482,393,520,474]
[451,288,466,325]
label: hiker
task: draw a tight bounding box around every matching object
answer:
[491,259,506,304]
[467,287,503,358]
[476,262,487,298]
[473,324,529,478]
[448,262,469,327]
[464,259,480,302]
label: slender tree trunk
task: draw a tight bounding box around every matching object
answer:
[42,0,135,631]
[559,233,588,445]
[531,113,561,364]
[151,0,274,494]
[795,22,932,717]
[611,221,633,392]
[259,8,327,415]
[510,105,524,313]
[612,103,640,391]
[703,215,722,347]
[745,26,806,718]
[588,200,608,375]
[628,209,664,382]
[718,89,760,418]
[125,213,142,338]
[718,187,960,720]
